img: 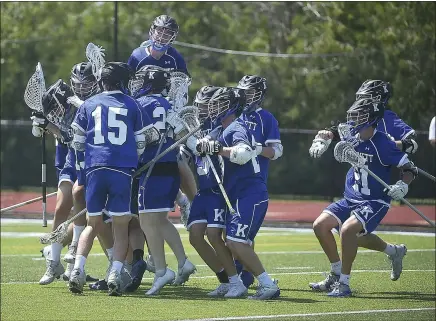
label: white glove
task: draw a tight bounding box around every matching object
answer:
[255,143,263,156]
[196,138,222,155]
[385,180,408,200]
[186,136,200,156]
[166,110,185,136]
[32,126,44,137]
[67,95,84,108]
[309,130,333,158]
[30,112,48,138]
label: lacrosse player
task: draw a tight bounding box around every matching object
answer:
[70,62,150,296]
[309,98,417,297]
[309,80,414,282]
[195,87,280,300]
[235,75,283,288]
[129,65,196,295]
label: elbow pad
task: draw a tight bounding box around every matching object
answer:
[229,144,254,165]
[270,142,283,160]
[186,135,200,156]
[72,132,86,152]
[135,132,146,156]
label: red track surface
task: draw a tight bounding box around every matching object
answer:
[2,191,435,227]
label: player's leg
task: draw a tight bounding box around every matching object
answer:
[358,234,407,281]
[328,202,390,297]
[176,148,197,225]
[309,199,351,291]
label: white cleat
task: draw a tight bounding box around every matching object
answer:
[40,245,51,259]
[208,283,230,297]
[107,270,122,296]
[63,262,74,281]
[224,281,248,298]
[388,244,407,281]
[173,259,196,285]
[68,268,86,294]
[145,268,175,295]
[104,260,112,282]
[39,259,65,285]
[63,242,77,264]
[145,255,156,274]
[179,201,191,228]
[248,283,280,300]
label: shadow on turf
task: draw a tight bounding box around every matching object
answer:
[357,291,436,302]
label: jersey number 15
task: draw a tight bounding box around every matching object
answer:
[92,106,127,146]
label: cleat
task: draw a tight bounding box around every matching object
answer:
[173,259,196,285]
[125,259,147,292]
[145,268,175,295]
[69,268,86,294]
[248,283,280,300]
[179,201,191,228]
[145,255,156,274]
[63,242,77,264]
[240,270,255,288]
[327,281,352,297]
[224,281,248,298]
[107,270,122,296]
[63,263,74,281]
[120,267,133,292]
[86,274,99,282]
[89,279,108,291]
[39,259,65,285]
[388,244,407,281]
[309,272,339,292]
[40,245,51,259]
[208,283,230,297]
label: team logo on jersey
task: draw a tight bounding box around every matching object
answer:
[235,223,248,237]
[165,61,171,65]
[244,120,257,130]
[213,209,225,223]
[356,206,373,220]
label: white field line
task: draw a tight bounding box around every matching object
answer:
[2,218,435,237]
[1,248,434,258]
[1,269,435,285]
[176,308,436,321]
[274,266,314,270]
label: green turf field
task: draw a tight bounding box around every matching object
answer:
[1,222,435,321]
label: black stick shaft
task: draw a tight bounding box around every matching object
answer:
[42,133,47,227]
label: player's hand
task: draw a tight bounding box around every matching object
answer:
[196,138,222,155]
[67,95,84,109]
[401,138,418,154]
[30,112,48,138]
[309,130,332,158]
[166,110,185,136]
[385,180,408,200]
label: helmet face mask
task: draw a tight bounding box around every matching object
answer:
[237,75,267,112]
[346,98,384,135]
[149,15,179,52]
[70,62,99,100]
[193,86,222,122]
[207,88,245,124]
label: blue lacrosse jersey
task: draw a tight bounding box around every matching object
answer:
[242,108,281,182]
[72,90,146,169]
[377,110,415,141]
[136,94,177,164]
[217,118,267,200]
[127,45,188,73]
[343,130,409,204]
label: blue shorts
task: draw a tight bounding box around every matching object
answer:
[226,192,269,245]
[138,172,180,214]
[187,188,227,230]
[86,167,134,217]
[325,198,390,236]
[58,159,77,187]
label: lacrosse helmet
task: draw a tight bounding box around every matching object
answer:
[237,75,267,113]
[346,98,384,135]
[42,79,75,126]
[149,15,179,52]
[193,86,222,121]
[129,65,171,98]
[355,80,393,105]
[208,87,246,124]
[70,62,99,100]
[99,62,134,94]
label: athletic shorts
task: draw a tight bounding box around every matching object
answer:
[58,150,77,187]
[324,198,390,236]
[187,188,227,230]
[86,167,134,217]
[226,191,269,245]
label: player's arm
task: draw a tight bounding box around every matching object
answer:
[385,111,418,154]
[134,102,160,156]
[385,161,418,200]
[262,114,283,160]
[70,105,87,152]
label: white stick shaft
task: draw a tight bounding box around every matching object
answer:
[1,192,57,213]
[205,155,236,215]
[360,166,435,228]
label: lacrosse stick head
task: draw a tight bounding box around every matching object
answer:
[175,105,201,139]
[168,70,191,112]
[24,62,46,112]
[236,75,267,113]
[86,43,106,81]
[333,141,366,167]
[39,223,68,245]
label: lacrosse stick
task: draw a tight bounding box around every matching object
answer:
[206,155,237,216]
[24,62,48,227]
[1,192,57,214]
[40,207,87,244]
[168,70,192,112]
[417,168,436,182]
[334,141,435,228]
[86,43,105,81]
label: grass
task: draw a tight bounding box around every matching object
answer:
[1,222,435,321]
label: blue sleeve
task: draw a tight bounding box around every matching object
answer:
[264,113,281,144]
[133,102,145,134]
[384,110,415,140]
[72,104,87,133]
[377,136,408,167]
[127,51,139,72]
[177,56,188,74]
